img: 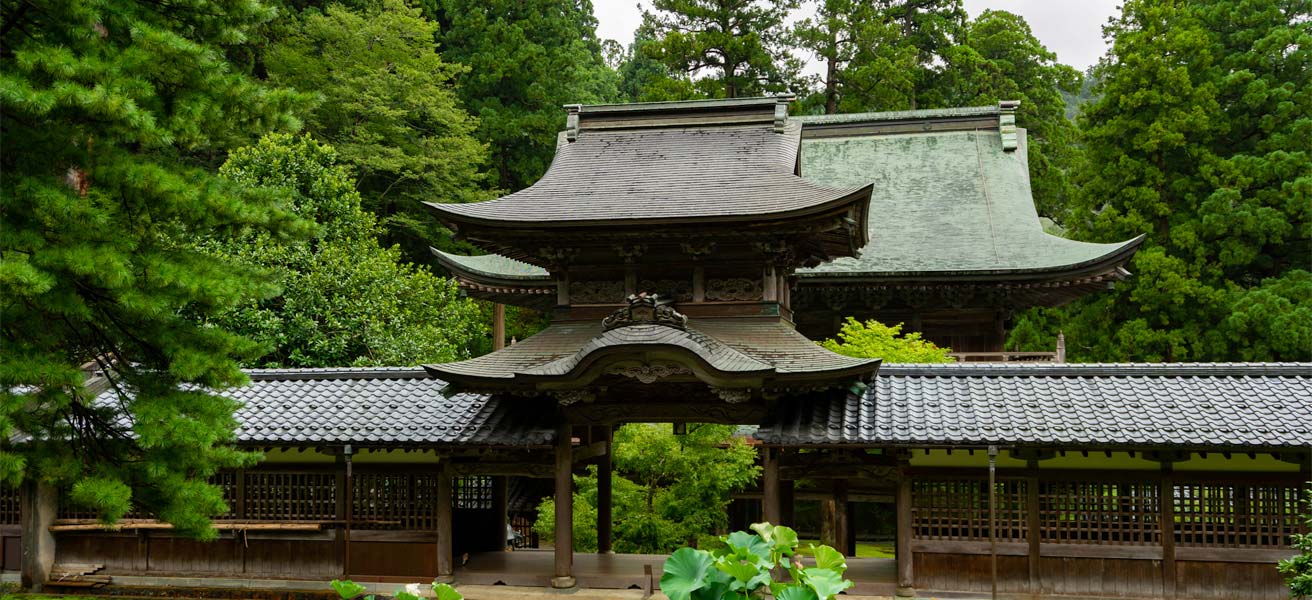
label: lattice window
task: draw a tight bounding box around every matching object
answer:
[1174,481,1304,548]
[1039,481,1160,545]
[0,485,19,525]
[454,476,493,510]
[912,479,1027,542]
[352,472,437,530]
[243,471,337,520]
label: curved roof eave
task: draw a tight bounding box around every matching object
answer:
[432,248,550,284]
[797,234,1146,283]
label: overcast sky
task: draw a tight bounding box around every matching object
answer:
[594,0,1122,73]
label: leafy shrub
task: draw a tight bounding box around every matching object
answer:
[660,522,853,600]
[1279,487,1312,598]
[329,579,462,600]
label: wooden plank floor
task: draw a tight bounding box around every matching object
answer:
[457,550,896,594]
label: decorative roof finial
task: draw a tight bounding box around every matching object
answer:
[602,292,688,331]
[565,104,581,142]
[999,100,1020,152]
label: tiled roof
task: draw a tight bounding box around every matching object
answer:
[796,127,1143,278]
[426,318,879,388]
[423,119,870,227]
[429,109,1141,288]
[95,368,556,447]
[757,363,1312,449]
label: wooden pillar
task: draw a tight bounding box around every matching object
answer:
[895,455,914,598]
[834,479,851,557]
[493,476,509,551]
[762,447,781,525]
[597,426,614,554]
[338,450,353,578]
[1160,463,1176,599]
[492,303,506,351]
[552,424,575,588]
[20,480,56,591]
[1026,461,1041,594]
[780,478,795,527]
[436,462,454,582]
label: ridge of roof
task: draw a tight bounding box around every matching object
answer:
[244,367,433,381]
[571,95,791,115]
[877,362,1312,378]
[796,105,1001,126]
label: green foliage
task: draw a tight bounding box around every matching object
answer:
[659,523,853,600]
[265,0,491,260]
[330,579,369,599]
[208,134,484,367]
[944,10,1082,221]
[820,318,955,362]
[535,423,760,554]
[792,0,917,114]
[1,0,306,535]
[1279,487,1312,598]
[434,0,619,191]
[1010,0,1312,362]
[326,579,463,600]
[642,0,804,99]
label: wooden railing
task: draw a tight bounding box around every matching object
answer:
[948,333,1067,363]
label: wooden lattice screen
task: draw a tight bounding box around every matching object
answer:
[352,472,438,529]
[1174,481,1303,548]
[912,479,1027,542]
[0,485,19,525]
[1038,481,1160,545]
[454,476,493,510]
[243,471,337,520]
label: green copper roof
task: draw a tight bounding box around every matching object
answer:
[433,249,547,282]
[796,128,1142,278]
[795,105,1000,125]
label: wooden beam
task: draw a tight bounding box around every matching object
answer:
[572,440,608,464]
[552,423,576,588]
[492,303,506,351]
[435,463,454,582]
[895,456,914,598]
[762,447,781,524]
[597,426,613,554]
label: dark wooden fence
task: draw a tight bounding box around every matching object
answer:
[909,470,1305,599]
[52,467,503,580]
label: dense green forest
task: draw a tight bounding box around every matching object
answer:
[2,0,1308,529]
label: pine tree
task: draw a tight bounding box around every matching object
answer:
[434,0,619,191]
[1,0,309,534]
[1010,0,1311,361]
[792,0,917,114]
[642,0,804,99]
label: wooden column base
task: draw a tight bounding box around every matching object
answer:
[434,575,455,585]
[895,585,916,598]
[551,576,577,589]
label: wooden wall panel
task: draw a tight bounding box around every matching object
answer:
[143,537,242,574]
[56,534,143,571]
[350,542,436,577]
[913,553,1028,593]
[1176,561,1287,600]
[1037,557,1162,598]
[244,539,340,578]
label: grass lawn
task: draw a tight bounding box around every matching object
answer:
[795,539,895,559]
